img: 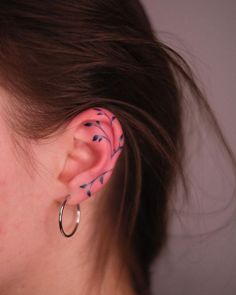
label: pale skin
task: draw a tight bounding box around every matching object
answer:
[0,86,136,295]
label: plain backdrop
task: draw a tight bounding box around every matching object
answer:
[140,1,236,295]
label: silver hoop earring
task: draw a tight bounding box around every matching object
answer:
[58,194,81,238]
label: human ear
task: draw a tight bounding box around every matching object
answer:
[57,107,125,205]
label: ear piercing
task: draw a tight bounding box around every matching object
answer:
[58,107,124,238]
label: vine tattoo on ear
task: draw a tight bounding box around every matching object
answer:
[79,107,124,197]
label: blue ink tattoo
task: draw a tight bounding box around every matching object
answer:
[79,107,124,197]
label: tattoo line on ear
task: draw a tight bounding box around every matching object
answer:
[79,107,124,197]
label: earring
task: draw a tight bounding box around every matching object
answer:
[58,194,81,238]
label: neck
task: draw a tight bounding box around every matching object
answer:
[1,198,137,295]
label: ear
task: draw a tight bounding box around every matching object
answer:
[57,107,125,205]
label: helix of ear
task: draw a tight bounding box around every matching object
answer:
[79,107,124,197]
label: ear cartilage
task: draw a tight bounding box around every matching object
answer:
[80,108,124,197]
[79,168,114,197]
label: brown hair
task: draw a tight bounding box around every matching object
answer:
[0,1,235,294]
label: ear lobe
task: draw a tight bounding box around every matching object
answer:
[58,107,125,205]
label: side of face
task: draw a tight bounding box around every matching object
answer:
[0,86,125,290]
[0,87,56,287]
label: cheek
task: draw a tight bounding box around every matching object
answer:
[0,223,5,235]
[0,175,34,288]
[0,156,30,239]
[0,173,23,238]
[0,127,46,285]
[0,110,42,284]
[0,148,32,279]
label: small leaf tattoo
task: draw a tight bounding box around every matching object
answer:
[84,122,93,127]
[79,108,124,198]
[87,190,92,197]
[92,135,99,141]
[94,107,102,112]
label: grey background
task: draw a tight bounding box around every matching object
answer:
[140,1,236,295]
